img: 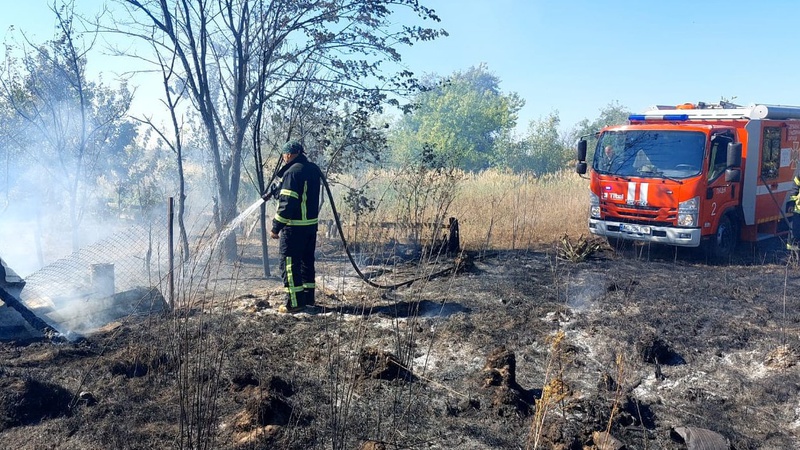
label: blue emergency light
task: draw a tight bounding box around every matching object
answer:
[628,114,689,122]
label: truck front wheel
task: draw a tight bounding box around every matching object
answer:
[703,214,738,262]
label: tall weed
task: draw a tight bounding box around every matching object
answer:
[331,168,588,251]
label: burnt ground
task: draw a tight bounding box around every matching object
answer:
[0,237,799,449]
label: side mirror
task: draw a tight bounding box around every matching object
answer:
[725,168,741,183]
[727,142,742,168]
[576,161,587,175]
[577,140,587,162]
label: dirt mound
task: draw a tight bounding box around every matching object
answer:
[358,347,414,381]
[230,390,292,444]
[481,346,535,416]
[0,373,72,431]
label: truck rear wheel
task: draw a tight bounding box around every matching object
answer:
[703,214,738,262]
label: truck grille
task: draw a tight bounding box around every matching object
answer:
[601,202,677,227]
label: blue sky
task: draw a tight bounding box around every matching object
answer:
[4,1,800,133]
[401,0,800,131]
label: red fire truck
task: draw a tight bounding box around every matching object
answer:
[575,102,800,260]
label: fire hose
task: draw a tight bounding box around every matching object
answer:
[261,157,465,290]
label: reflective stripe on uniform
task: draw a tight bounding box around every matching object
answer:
[285,256,301,307]
[275,214,318,226]
[301,181,308,221]
[276,180,317,226]
[280,189,299,199]
[795,177,800,213]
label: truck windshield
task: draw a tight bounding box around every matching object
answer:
[593,130,706,179]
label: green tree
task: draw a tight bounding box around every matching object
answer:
[568,101,632,163]
[511,111,571,174]
[392,63,523,171]
[118,0,446,261]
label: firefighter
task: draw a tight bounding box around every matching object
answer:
[789,175,800,251]
[601,145,616,171]
[268,140,322,313]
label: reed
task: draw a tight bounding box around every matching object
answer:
[329,168,589,251]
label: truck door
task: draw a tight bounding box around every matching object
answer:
[754,124,794,235]
[702,132,736,235]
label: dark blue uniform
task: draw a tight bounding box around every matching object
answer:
[272,153,321,308]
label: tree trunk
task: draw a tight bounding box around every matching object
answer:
[259,203,270,277]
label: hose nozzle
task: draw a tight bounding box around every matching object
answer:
[262,183,280,201]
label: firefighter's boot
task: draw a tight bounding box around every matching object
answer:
[304,288,315,306]
[279,289,307,313]
[278,304,305,314]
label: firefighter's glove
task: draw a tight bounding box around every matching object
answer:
[262,184,280,201]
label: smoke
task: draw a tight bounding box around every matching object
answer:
[0,112,266,338]
[0,190,131,278]
[0,139,174,336]
[0,198,71,278]
[0,219,42,279]
[14,221,174,338]
[565,273,607,312]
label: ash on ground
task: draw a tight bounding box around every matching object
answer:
[0,241,798,449]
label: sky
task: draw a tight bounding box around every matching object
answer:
[399,0,800,131]
[2,0,800,133]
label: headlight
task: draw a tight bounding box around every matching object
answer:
[678,196,699,227]
[589,191,600,218]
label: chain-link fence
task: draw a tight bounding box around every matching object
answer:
[17,216,172,337]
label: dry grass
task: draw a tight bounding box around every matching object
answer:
[557,233,605,262]
[329,169,589,252]
[526,330,571,450]
[452,170,588,250]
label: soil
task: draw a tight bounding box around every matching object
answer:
[1,237,799,449]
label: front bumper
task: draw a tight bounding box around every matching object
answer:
[588,218,701,247]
